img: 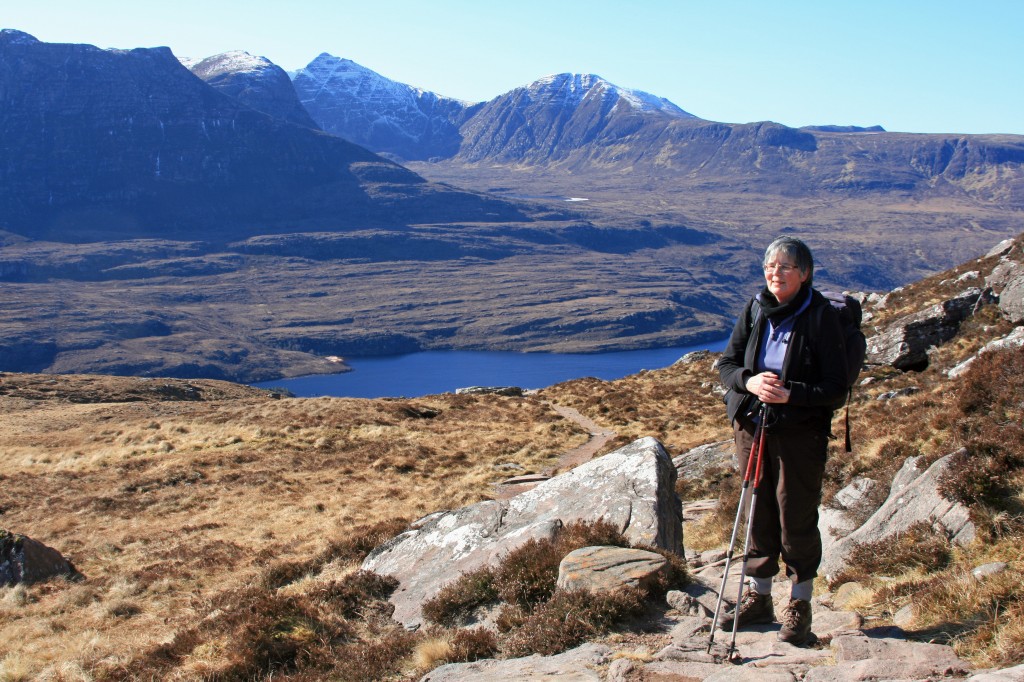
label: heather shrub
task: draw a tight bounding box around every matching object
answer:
[328,629,419,682]
[259,518,410,590]
[316,517,412,565]
[829,522,952,586]
[119,569,402,680]
[310,570,399,619]
[940,348,1024,517]
[494,519,632,609]
[421,566,498,627]
[500,588,647,657]
[448,627,499,662]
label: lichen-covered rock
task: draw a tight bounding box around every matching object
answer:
[999,275,1024,324]
[362,437,682,628]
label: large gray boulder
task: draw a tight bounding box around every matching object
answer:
[363,437,682,628]
[819,453,975,581]
[0,530,79,585]
[999,274,1024,324]
[866,288,993,370]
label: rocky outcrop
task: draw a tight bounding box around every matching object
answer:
[819,453,976,581]
[947,326,1024,378]
[361,437,682,628]
[0,530,80,585]
[866,288,994,370]
[455,386,524,396]
[999,275,1024,324]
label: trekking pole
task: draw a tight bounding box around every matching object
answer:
[726,405,769,662]
[707,403,767,654]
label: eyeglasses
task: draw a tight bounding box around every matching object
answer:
[763,263,800,274]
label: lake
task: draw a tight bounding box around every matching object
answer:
[255,339,728,398]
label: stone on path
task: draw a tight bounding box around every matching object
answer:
[556,546,668,593]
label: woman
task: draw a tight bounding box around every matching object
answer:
[716,235,849,645]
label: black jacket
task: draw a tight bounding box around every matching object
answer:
[718,287,849,431]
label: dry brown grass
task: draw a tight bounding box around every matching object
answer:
[0,379,587,679]
[537,351,732,458]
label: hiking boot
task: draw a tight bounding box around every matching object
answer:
[778,598,813,645]
[719,588,775,629]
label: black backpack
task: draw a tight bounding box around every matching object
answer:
[815,291,867,451]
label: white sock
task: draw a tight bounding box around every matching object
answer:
[791,579,813,602]
[750,576,773,595]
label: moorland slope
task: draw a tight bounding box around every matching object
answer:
[0,234,1021,679]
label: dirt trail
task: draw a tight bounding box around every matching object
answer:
[494,402,617,499]
[544,403,618,472]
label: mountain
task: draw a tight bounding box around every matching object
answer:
[289,60,1024,207]
[0,30,523,242]
[455,72,695,164]
[181,50,318,129]
[291,53,472,161]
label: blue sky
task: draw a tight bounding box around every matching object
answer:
[4,0,1022,135]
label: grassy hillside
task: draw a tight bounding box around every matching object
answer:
[0,239,1022,679]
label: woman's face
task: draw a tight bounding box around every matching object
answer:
[763,253,809,304]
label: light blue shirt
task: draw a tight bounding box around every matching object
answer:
[757,294,812,376]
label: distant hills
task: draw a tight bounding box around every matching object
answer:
[275,52,1024,204]
[2,30,1024,382]
[0,30,524,243]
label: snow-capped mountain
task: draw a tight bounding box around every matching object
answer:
[524,73,692,117]
[455,72,696,164]
[291,54,471,161]
[183,50,318,129]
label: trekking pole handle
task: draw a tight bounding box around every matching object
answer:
[753,404,768,487]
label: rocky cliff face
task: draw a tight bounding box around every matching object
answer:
[0,31,522,242]
[182,50,318,129]
[291,53,471,161]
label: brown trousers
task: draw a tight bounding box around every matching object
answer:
[733,418,827,584]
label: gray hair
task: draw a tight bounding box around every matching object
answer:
[764,235,814,285]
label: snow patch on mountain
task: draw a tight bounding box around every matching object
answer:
[529,73,693,117]
[186,51,276,79]
[294,53,468,107]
